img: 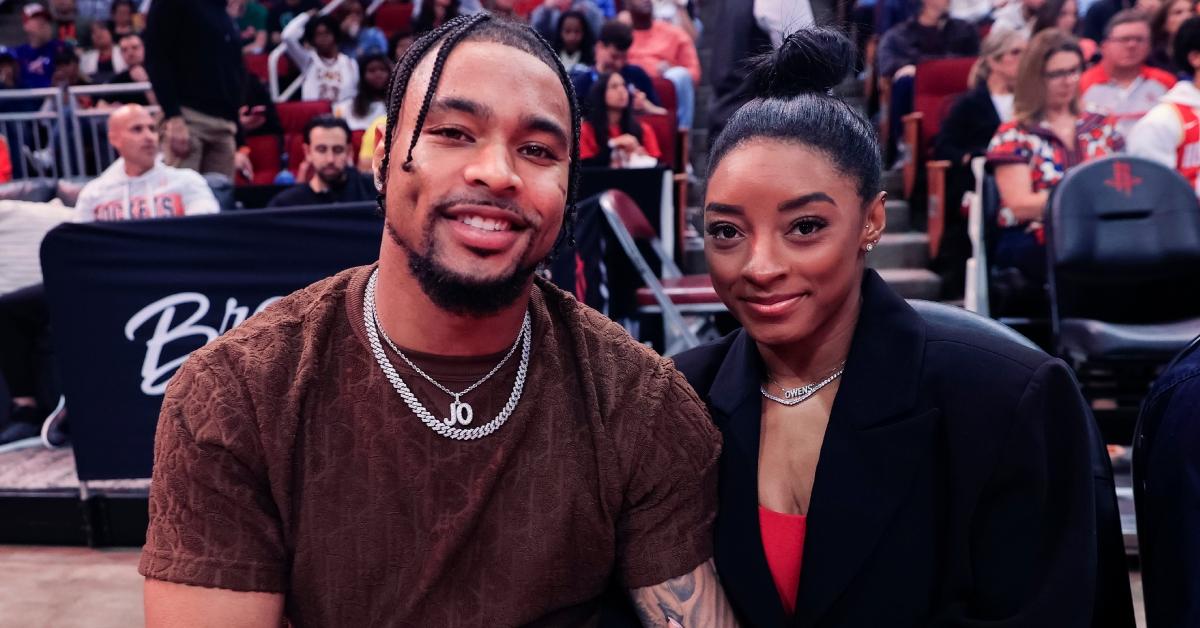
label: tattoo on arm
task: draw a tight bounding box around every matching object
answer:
[630,559,739,627]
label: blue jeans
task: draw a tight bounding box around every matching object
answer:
[661,66,695,131]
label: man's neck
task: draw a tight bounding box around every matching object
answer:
[123,160,152,178]
[1104,61,1141,86]
[631,14,653,30]
[309,172,343,193]
[917,9,942,26]
[374,242,531,356]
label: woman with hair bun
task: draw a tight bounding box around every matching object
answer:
[673,26,1101,627]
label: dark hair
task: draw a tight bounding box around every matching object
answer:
[598,20,633,51]
[1033,0,1077,34]
[389,30,415,60]
[414,0,461,33]
[1104,8,1151,40]
[117,31,141,45]
[377,14,582,250]
[583,71,641,166]
[353,53,392,119]
[554,10,596,66]
[1174,15,1200,73]
[305,14,344,48]
[1153,0,1196,50]
[708,27,880,202]
[304,114,352,145]
[110,0,134,17]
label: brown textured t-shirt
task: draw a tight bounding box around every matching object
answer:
[139,264,721,627]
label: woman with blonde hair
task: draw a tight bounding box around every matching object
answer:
[986,28,1123,288]
[931,27,1027,296]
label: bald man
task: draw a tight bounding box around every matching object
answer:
[74,104,219,223]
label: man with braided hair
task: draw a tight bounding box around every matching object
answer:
[140,13,736,628]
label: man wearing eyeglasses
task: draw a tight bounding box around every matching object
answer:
[1080,9,1178,137]
[267,115,375,208]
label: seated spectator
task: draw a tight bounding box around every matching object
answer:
[579,71,660,167]
[50,0,81,46]
[269,116,374,207]
[74,104,220,221]
[233,0,270,55]
[334,53,391,131]
[531,0,606,41]
[1149,0,1198,73]
[79,20,126,82]
[993,0,1046,36]
[109,0,143,39]
[338,0,388,59]
[0,46,19,89]
[390,30,416,62]
[987,28,1123,288]
[283,12,360,103]
[933,27,1027,297]
[878,0,980,164]
[268,0,320,46]
[52,45,93,108]
[571,20,661,114]
[414,0,462,34]
[1084,0,1161,40]
[1080,9,1177,136]
[625,0,698,129]
[644,0,700,41]
[102,33,154,106]
[1034,0,1099,58]
[15,4,65,89]
[555,10,596,72]
[1129,16,1200,191]
[411,0,483,23]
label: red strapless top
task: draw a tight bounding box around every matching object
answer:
[758,505,807,615]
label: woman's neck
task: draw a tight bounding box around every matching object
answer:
[756,287,862,386]
[607,109,622,128]
[1044,104,1073,121]
[986,73,1012,95]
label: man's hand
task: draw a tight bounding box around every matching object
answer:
[164,116,191,159]
[129,65,149,83]
[234,150,254,181]
[632,89,668,116]
[630,559,740,627]
[238,105,266,132]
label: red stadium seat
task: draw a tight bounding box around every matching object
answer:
[243,53,293,85]
[902,56,975,198]
[637,113,676,169]
[374,2,413,38]
[649,76,676,121]
[275,100,333,176]
[239,134,283,186]
[351,129,366,160]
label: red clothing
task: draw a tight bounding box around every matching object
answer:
[0,136,10,184]
[759,505,807,616]
[579,120,662,162]
[628,20,701,83]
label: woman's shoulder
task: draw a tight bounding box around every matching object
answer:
[671,330,742,398]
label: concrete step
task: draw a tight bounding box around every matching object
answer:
[881,168,905,198]
[885,199,911,232]
[868,232,929,270]
[878,268,942,301]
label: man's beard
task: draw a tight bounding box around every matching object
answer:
[318,166,348,188]
[384,208,541,317]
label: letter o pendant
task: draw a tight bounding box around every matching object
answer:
[450,400,474,426]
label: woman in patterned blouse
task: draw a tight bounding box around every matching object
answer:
[986,28,1123,287]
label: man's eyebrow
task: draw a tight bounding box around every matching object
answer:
[521,114,570,148]
[430,96,493,120]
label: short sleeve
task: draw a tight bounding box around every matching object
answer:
[138,350,288,593]
[616,362,721,588]
[986,123,1032,168]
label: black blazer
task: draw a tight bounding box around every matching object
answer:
[673,270,1099,627]
[933,83,1002,167]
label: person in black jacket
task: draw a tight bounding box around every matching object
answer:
[143,0,245,178]
[676,27,1102,627]
[877,0,979,164]
[267,116,374,208]
[931,27,1026,298]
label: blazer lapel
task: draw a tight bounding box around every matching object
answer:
[705,331,790,627]
[792,270,940,627]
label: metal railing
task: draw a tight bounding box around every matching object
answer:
[1,83,160,182]
[268,0,351,102]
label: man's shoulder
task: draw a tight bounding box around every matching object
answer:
[1080,64,1110,92]
[1141,66,1179,90]
[162,164,208,186]
[186,266,366,377]
[268,184,317,207]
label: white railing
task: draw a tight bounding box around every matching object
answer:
[268,0,351,102]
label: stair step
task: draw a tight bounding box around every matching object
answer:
[885,199,911,232]
[868,232,929,270]
[881,168,905,198]
[877,268,942,301]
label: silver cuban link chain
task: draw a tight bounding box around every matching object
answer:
[363,268,531,440]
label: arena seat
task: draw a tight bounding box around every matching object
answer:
[637,112,676,170]
[598,189,723,354]
[374,2,413,38]
[277,100,333,176]
[244,53,292,85]
[1047,155,1200,437]
[240,134,283,186]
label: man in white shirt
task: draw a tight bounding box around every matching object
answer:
[74,104,219,222]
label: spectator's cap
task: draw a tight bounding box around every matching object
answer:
[22,3,52,24]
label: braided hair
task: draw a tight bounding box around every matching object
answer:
[376,13,582,252]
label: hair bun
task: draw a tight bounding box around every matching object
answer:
[747,27,856,99]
